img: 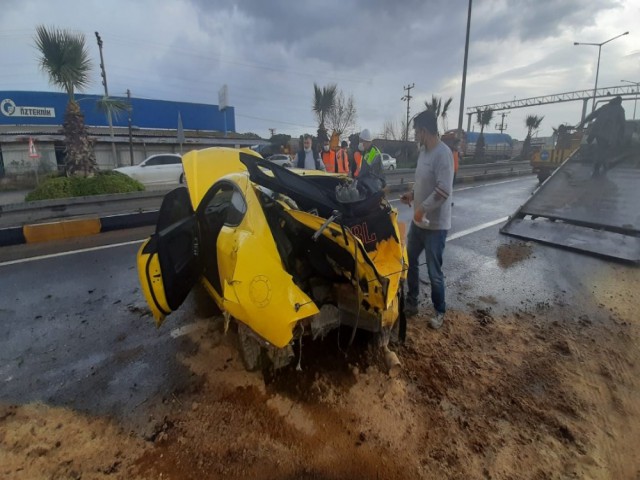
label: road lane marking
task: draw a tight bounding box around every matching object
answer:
[447,216,509,242]
[0,239,145,267]
[389,176,534,203]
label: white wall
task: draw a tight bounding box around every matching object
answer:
[0,142,57,174]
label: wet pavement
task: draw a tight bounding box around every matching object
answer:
[0,173,636,424]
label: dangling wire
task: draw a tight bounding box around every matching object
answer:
[296,325,304,371]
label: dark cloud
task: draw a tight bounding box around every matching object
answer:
[0,0,633,139]
[188,0,620,71]
[472,0,620,42]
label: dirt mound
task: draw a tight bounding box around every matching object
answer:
[0,403,146,479]
[2,295,640,479]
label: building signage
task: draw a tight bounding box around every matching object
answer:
[1,98,55,118]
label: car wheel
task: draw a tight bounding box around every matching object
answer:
[284,163,292,168]
[179,173,185,184]
[389,164,395,170]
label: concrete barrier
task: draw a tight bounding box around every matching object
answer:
[0,211,160,247]
[0,169,532,247]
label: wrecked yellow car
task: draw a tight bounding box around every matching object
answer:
[137,147,407,371]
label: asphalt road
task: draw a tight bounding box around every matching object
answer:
[1,174,633,424]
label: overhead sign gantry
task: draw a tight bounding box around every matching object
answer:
[466,84,640,131]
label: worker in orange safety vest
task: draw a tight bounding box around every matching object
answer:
[352,148,362,176]
[321,139,336,172]
[336,141,350,174]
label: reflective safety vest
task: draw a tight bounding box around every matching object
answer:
[321,150,336,172]
[364,146,381,165]
[336,148,349,173]
[453,150,459,173]
[353,151,363,176]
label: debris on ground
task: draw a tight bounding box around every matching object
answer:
[2,289,639,479]
[496,241,533,268]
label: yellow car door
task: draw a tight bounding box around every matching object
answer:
[199,176,318,348]
[137,187,201,325]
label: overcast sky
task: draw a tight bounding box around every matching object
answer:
[1,0,638,140]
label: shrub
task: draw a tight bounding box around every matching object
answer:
[26,171,144,201]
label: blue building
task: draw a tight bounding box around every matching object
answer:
[0,91,267,176]
[0,91,235,131]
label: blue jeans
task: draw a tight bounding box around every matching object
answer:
[406,224,447,314]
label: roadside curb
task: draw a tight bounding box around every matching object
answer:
[0,169,532,247]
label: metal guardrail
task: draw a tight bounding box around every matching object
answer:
[0,190,166,228]
[0,161,533,229]
[386,160,530,183]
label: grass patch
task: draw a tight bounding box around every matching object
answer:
[25,171,144,202]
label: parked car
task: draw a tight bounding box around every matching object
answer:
[114,154,184,185]
[136,147,406,372]
[266,154,292,168]
[381,153,397,170]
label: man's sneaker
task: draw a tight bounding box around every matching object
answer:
[405,303,418,318]
[429,312,445,330]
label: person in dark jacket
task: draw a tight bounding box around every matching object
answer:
[580,96,626,176]
[293,134,326,170]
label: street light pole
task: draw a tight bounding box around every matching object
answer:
[95,31,118,167]
[574,31,629,112]
[457,0,472,138]
[621,79,639,119]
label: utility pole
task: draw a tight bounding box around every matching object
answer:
[95,31,118,167]
[494,112,509,133]
[127,89,134,166]
[268,128,276,137]
[457,0,472,138]
[401,83,415,141]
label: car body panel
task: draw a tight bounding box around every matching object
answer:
[182,147,261,211]
[136,147,406,358]
[137,166,318,348]
[284,209,404,328]
[203,174,319,347]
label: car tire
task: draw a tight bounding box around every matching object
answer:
[389,164,395,170]
[179,173,185,184]
[284,163,292,168]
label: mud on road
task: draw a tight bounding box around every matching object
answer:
[2,270,639,479]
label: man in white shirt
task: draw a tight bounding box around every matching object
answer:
[400,110,454,330]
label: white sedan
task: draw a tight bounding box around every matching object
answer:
[381,153,397,170]
[266,154,293,168]
[114,154,184,185]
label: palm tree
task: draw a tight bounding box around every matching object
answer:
[313,83,337,143]
[35,25,95,176]
[522,115,544,159]
[474,107,494,159]
[96,96,130,121]
[424,95,453,131]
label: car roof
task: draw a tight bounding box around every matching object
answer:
[146,153,182,159]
